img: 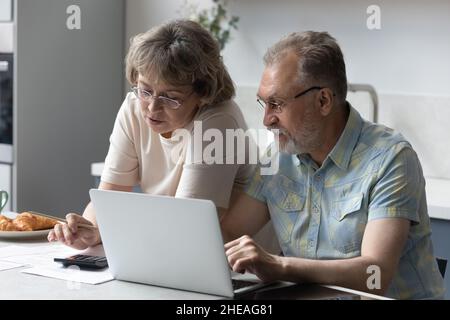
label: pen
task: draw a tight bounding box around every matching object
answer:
[28,211,98,231]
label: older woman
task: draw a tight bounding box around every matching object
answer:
[48,20,254,250]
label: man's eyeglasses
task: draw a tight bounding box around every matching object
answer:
[131,86,188,110]
[257,86,326,113]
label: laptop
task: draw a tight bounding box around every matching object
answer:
[89,189,272,298]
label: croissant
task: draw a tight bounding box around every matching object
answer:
[13,212,59,231]
[0,215,17,231]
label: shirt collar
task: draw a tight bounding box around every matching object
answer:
[327,102,363,171]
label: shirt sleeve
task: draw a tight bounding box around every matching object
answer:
[244,165,267,203]
[244,143,275,203]
[368,143,423,224]
[101,96,139,187]
[175,113,253,208]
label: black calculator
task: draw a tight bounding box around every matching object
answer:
[54,254,108,269]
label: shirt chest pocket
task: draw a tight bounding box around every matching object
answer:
[267,176,305,244]
[329,193,368,254]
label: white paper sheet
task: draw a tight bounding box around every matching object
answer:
[0,244,79,267]
[0,243,113,284]
[0,260,24,271]
[21,266,114,285]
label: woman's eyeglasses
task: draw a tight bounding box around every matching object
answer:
[131,86,187,110]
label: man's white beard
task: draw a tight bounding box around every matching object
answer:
[277,130,304,155]
[270,126,317,155]
[282,137,301,154]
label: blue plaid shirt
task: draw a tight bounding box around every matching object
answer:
[246,104,445,299]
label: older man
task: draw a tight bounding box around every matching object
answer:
[221,31,445,299]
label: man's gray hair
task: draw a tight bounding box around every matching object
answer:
[264,31,347,104]
[126,19,235,105]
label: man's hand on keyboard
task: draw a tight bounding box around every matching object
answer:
[224,235,283,282]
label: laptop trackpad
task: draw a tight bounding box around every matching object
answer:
[231,272,273,294]
[231,271,259,281]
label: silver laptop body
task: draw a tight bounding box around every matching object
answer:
[89,189,266,298]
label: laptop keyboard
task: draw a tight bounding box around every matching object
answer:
[232,279,258,291]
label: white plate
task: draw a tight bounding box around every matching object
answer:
[0,211,52,240]
[0,229,51,239]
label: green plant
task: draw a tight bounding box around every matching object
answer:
[184,0,240,51]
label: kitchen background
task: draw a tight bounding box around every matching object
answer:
[126,2,450,298]
[0,0,449,297]
[127,0,450,178]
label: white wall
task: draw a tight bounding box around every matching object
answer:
[0,0,13,21]
[125,0,450,178]
[126,0,450,93]
[222,0,450,96]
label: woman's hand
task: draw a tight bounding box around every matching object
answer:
[47,213,101,250]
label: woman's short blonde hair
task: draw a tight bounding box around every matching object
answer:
[126,19,235,105]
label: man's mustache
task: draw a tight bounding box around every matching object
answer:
[267,126,289,136]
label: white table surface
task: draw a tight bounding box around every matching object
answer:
[0,240,225,300]
[0,239,388,300]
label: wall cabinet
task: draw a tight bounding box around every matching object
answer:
[430,219,450,299]
[13,0,124,215]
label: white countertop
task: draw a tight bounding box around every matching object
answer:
[424,177,450,221]
[0,143,13,164]
[91,162,104,176]
[0,22,13,53]
[90,162,450,221]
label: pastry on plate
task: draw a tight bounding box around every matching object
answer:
[0,212,59,231]
[13,212,59,231]
[0,215,17,231]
